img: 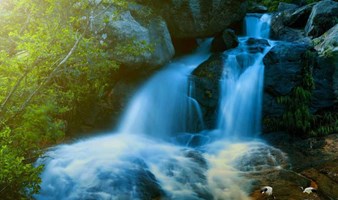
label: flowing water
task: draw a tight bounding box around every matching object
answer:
[36,14,287,200]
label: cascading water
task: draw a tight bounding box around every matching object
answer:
[117,40,211,138]
[36,14,288,200]
[245,14,271,38]
[217,14,274,139]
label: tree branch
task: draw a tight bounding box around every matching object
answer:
[17,34,83,113]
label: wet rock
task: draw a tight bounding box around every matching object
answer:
[246,38,270,53]
[191,53,226,129]
[251,132,338,200]
[312,56,336,110]
[85,158,165,200]
[183,149,208,170]
[305,0,338,38]
[262,133,338,171]
[234,143,289,172]
[263,42,310,95]
[211,29,239,53]
[302,164,338,199]
[138,0,248,39]
[92,3,174,69]
[271,3,314,42]
[271,11,305,42]
[247,3,268,13]
[285,3,315,29]
[249,169,318,200]
[277,2,299,12]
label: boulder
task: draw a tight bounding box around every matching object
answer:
[305,0,338,38]
[313,24,338,104]
[191,53,227,129]
[264,42,310,95]
[246,38,270,53]
[247,3,268,13]
[263,40,335,116]
[302,165,338,199]
[255,133,338,200]
[139,0,248,39]
[277,2,299,12]
[92,3,174,69]
[285,3,315,28]
[271,3,314,42]
[211,29,239,53]
[313,24,338,57]
[263,42,311,116]
[312,56,336,110]
[271,11,305,42]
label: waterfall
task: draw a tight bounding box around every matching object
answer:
[117,40,211,139]
[245,13,271,38]
[217,14,273,139]
[36,14,288,200]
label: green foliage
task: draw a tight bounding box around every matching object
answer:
[0,0,125,198]
[0,127,43,199]
[276,86,313,134]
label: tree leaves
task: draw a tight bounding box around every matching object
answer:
[0,0,121,198]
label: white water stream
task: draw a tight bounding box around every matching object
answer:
[36,14,287,200]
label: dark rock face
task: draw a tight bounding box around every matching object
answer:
[312,57,336,110]
[313,24,338,103]
[140,0,248,39]
[271,3,314,42]
[252,133,338,200]
[277,2,299,12]
[211,29,239,53]
[84,158,165,200]
[247,133,338,199]
[263,42,310,117]
[305,0,338,38]
[246,38,270,53]
[191,53,226,129]
[284,3,315,29]
[263,41,336,117]
[172,38,198,56]
[247,3,268,13]
[263,42,309,94]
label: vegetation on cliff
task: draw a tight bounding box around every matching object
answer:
[0,0,121,198]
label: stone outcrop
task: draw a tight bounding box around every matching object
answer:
[263,42,310,116]
[246,38,270,53]
[93,3,174,69]
[191,53,226,129]
[305,0,338,38]
[271,3,314,42]
[313,24,338,102]
[250,133,338,200]
[263,40,336,117]
[138,0,248,39]
[247,3,268,13]
[211,29,239,53]
[277,2,299,12]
